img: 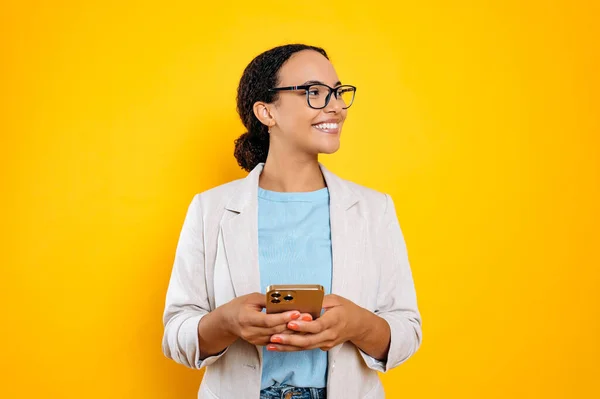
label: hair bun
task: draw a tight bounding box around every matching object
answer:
[234,130,269,172]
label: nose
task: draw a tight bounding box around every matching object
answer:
[324,93,343,113]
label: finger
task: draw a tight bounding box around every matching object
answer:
[270,322,315,335]
[290,308,339,331]
[285,312,312,332]
[287,317,326,334]
[248,321,292,339]
[270,330,329,348]
[253,329,306,346]
[247,326,294,345]
[298,313,313,322]
[252,329,303,347]
[266,344,305,352]
[264,323,292,335]
[264,310,302,327]
[251,315,312,336]
[249,310,301,328]
[278,328,308,336]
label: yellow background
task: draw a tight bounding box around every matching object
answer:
[2,1,598,398]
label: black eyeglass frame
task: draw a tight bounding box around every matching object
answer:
[268,84,357,109]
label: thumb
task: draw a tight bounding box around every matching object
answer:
[322,294,341,310]
[245,292,266,308]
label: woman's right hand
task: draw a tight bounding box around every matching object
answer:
[221,293,312,346]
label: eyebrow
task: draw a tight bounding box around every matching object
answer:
[302,80,343,87]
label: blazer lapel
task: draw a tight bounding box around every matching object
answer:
[221,164,263,298]
[320,164,366,363]
[320,163,364,301]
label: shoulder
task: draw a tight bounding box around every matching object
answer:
[190,177,246,210]
[334,173,391,213]
[199,177,245,200]
[346,179,389,205]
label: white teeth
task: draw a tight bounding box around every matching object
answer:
[314,123,339,130]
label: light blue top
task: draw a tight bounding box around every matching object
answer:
[258,185,333,390]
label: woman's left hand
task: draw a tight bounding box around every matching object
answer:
[267,294,368,352]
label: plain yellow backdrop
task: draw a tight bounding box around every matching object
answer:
[1,0,598,398]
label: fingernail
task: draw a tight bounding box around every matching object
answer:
[288,322,298,329]
[267,345,277,351]
[290,312,300,320]
[271,336,282,343]
[302,315,312,321]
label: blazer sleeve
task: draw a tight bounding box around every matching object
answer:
[359,193,423,372]
[161,194,229,369]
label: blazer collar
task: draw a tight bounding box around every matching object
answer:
[225,162,359,213]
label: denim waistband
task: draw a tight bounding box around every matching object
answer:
[260,383,326,399]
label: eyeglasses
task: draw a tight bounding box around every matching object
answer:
[269,83,357,109]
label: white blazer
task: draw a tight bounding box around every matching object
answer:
[162,162,422,399]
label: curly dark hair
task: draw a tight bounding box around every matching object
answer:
[234,44,329,172]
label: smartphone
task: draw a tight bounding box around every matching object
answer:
[265,284,325,320]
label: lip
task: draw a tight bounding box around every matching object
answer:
[312,118,342,134]
[312,118,342,125]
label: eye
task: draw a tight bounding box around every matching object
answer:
[306,85,325,97]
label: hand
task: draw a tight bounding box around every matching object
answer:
[221,293,313,346]
[266,294,367,352]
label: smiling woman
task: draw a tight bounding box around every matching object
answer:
[161,44,422,399]
[232,45,355,173]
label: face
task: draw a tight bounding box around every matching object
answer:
[265,50,349,157]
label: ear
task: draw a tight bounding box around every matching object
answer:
[253,101,275,130]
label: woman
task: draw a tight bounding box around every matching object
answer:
[162,44,422,399]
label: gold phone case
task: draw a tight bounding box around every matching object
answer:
[265,284,325,319]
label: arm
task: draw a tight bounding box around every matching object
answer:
[349,308,391,361]
[197,306,238,358]
[161,194,231,369]
[357,193,423,372]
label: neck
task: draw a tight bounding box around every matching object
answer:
[259,152,326,193]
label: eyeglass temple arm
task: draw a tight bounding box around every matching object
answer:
[269,86,312,92]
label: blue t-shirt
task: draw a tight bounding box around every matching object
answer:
[258,185,333,389]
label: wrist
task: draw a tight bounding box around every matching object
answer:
[351,307,372,343]
[215,303,237,339]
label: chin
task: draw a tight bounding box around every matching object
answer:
[318,142,341,154]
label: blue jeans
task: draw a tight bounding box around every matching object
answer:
[259,383,326,399]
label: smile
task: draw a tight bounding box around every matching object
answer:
[312,122,340,134]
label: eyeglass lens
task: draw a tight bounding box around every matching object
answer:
[306,85,355,109]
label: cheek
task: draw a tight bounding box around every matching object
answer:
[280,105,320,135]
